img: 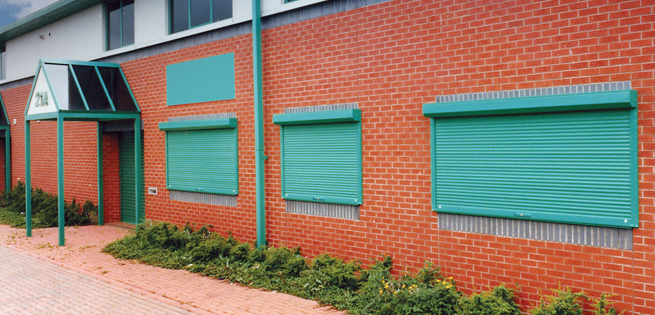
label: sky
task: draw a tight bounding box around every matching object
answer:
[0,0,59,29]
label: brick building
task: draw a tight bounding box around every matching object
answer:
[0,0,654,313]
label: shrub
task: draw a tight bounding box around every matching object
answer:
[0,181,98,228]
[103,221,623,315]
[460,285,522,315]
[531,287,588,315]
[593,293,620,315]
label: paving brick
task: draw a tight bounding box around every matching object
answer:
[0,224,343,315]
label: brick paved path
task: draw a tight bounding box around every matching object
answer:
[0,224,345,315]
[0,246,192,314]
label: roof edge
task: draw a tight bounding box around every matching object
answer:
[0,0,104,44]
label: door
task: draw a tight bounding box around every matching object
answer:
[119,131,144,224]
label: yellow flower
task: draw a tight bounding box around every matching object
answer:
[394,291,398,294]
[385,285,389,289]
[402,285,406,288]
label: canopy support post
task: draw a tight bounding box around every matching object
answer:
[57,115,65,246]
[25,121,31,237]
[97,122,104,226]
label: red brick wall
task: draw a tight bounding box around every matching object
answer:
[102,133,120,223]
[1,0,654,313]
[120,35,257,239]
[0,138,5,192]
[0,87,102,207]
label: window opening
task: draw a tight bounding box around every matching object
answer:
[170,0,232,34]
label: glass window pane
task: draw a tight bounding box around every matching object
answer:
[122,0,135,46]
[171,0,189,34]
[190,0,210,28]
[99,67,138,112]
[213,0,232,22]
[73,65,112,111]
[107,0,121,50]
[44,64,85,111]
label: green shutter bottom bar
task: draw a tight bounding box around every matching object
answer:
[433,109,636,228]
[166,128,238,195]
[281,122,362,206]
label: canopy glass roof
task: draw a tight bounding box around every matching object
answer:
[25,59,139,120]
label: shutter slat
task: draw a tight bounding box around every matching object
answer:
[282,122,361,205]
[435,110,633,227]
[167,128,237,194]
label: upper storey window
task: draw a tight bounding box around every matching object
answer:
[0,46,5,80]
[170,0,232,34]
[107,0,135,50]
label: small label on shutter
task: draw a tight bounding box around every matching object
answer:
[514,212,532,218]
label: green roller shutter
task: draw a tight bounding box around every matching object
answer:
[165,127,238,195]
[280,121,362,205]
[424,90,638,228]
[120,131,144,224]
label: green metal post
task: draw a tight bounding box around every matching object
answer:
[252,0,265,248]
[134,118,142,223]
[57,115,65,246]
[5,129,10,193]
[25,121,31,237]
[97,123,104,225]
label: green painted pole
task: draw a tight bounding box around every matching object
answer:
[57,115,65,246]
[252,0,265,248]
[5,129,10,193]
[134,118,142,224]
[25,121,31,237]
[97,123,104,226]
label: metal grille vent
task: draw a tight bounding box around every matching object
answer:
[170,190,237,207]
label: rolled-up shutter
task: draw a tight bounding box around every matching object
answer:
[160,118,238,195]
[274,109,362,206]
[424,90,638,228]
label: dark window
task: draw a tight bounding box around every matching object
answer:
[170,0,232,34]
[0,46,5,80]
[107,0,135,50]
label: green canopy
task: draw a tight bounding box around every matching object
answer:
[24,59,142,246]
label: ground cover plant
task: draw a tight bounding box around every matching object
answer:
[0,181,98,228]
[103,221,623,315]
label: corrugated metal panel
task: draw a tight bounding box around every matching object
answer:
[282,122,361,205]
[170,190,237,207]
[287,200,359,220]
[435,109,633,228]
[120,131,144,224]
[166,128,237,195]
[439,213,632,250]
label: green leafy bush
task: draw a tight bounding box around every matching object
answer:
[0,181,98,228]
[103,221,622,315]
[531,287,587,315]
[593,293,620,315]
[460,285,522,315]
